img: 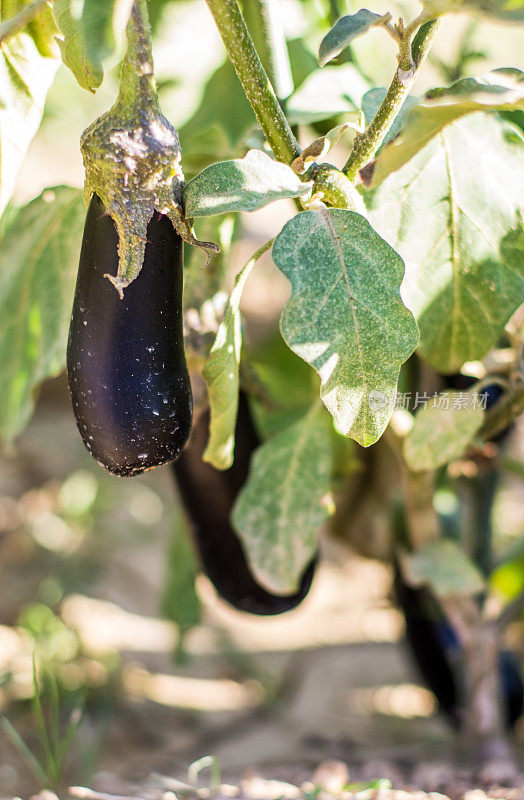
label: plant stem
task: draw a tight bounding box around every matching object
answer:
[242,0,293,100]
[0,0,49,44]
[115,0,159,118]
[343,17,440,182]
[204,0,300,164]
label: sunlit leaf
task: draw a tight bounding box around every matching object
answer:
[368,114,524,372]
[319,9,384,67]
[272,209,419,446]
[184,150,311,218]
[203,240,272,470]
[0,21,59,214]
[371,69,524,186]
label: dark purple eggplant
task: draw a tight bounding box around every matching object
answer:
[394,564,524,728]
[67,194,192,476]
[172,393,316,615]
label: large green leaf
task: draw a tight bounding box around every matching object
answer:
[0,187,85,444]
[0,23,59,214]
[272,209,419,446]
[319,10,384,67]
[404,392,484,471]
[52,0,104,92]
[232,403,332,594]
[183,150,312,218]
[371,69,524,186]
[368,114,524,373]
[202,240,272,470]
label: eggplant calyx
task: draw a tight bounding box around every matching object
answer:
[80,0,218,297]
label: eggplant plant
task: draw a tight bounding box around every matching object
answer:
[0,0,523,775]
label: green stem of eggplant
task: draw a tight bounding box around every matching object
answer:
[115,0,160,117]
[204,0,301,164]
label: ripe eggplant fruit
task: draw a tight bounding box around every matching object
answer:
[445,373,511,443]
[67,194,192,476]
[394,565,524,728]
[172,393,316,615]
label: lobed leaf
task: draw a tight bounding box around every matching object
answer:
[183,150,312,218]
[0,187,85,445]
[272,209,419,446]
[403,392,484,471]
[368,114,524,373]
[203,240,273,470]
[371,69,524,186]
[232,403,333,594]
[319,9,384,67]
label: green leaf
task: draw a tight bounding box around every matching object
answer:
[247,332,319,439]
[371,69,524,186]
[179,61,255,176]
[0,24,59,215]
[361,88,419,149]
[203,240,273,470]
[232,403,333,594]
[287,64,369,125]
[52,0,104,93]
[401,541,486,598]
[0,186,85,445]
[424,0,524,22]
[183,150,312,218]
[26,3,60,59]
[403,392,484,471]
[80,0,133,65]
[162,511,201,637]
[272,209,419,446]
[319,9,384,67]
[368,114,524,373]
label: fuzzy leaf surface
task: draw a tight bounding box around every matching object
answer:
[184,150,311,218]
[203,241,272,470]
[319,9,383,66]
[272,209,419,446]
[368,114,524,372]
[371,69,524,186]
[0,187,84,444]
[404,392,484,471]
[402,541,486,598]
[232,404,332,594]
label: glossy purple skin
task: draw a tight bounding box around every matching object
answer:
[67,194,192,476]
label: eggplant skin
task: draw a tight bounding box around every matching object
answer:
[172,393,316,615]
[394,565,524,728]
[67,194,192,476]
